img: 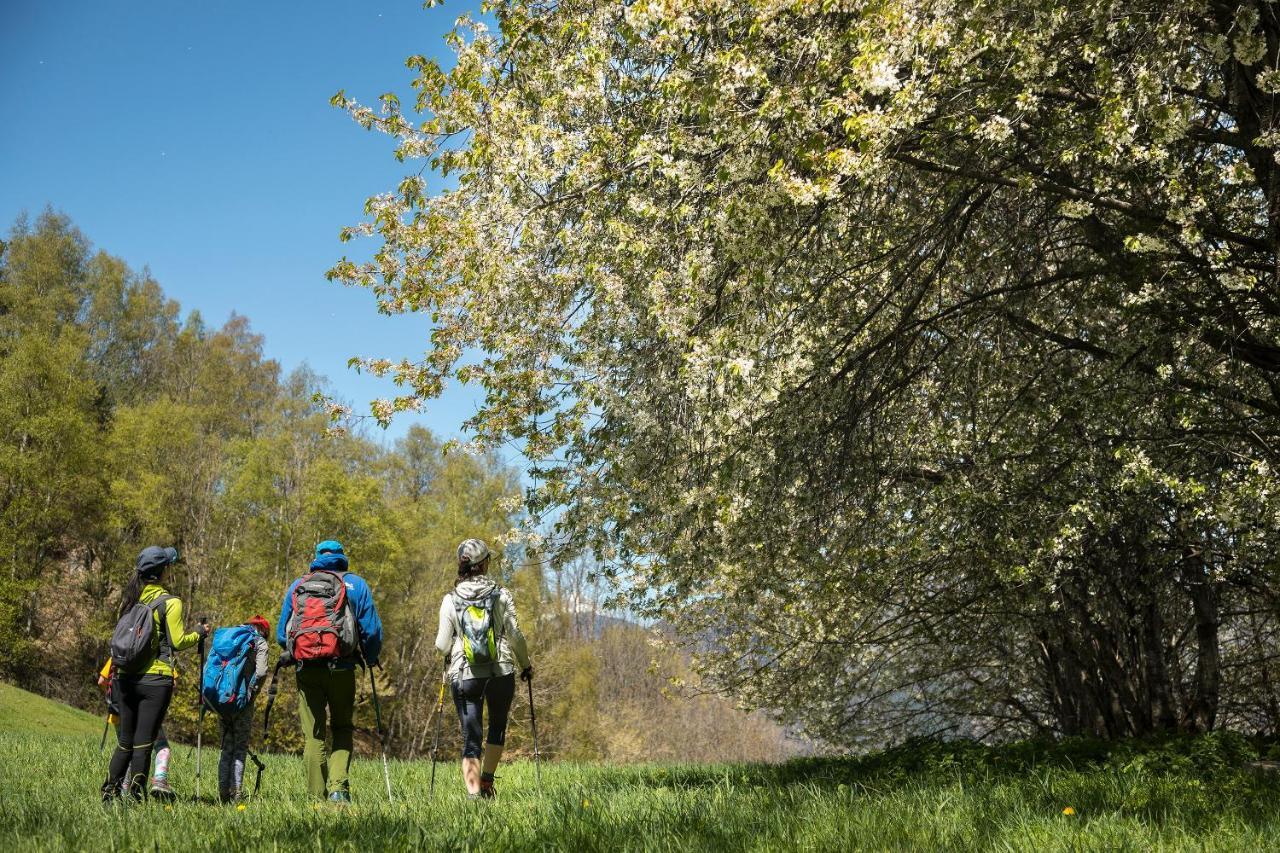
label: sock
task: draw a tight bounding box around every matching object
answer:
[153,746,171,780]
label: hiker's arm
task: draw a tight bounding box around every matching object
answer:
[253,636,269,685]
[502,590,531,671]
[164,598,204,651]
[276,581,295,649]
[434,596,453,655]
[353,577,383,665]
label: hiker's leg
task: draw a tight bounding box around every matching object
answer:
[151,727,171,784]
[230,707,253,795]
[218,715,235,798]
[126,678,173,798]
[297,667,330,799]
[326,668,357,795]
[105,679,139,793]
[481,674,516,777]
[452,677,484,794]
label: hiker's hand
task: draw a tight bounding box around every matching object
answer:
[196,622,211,638]
[520,666,533,683]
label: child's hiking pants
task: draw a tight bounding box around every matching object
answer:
[218,705,254,795]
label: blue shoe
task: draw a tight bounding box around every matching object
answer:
[328,790,351,806]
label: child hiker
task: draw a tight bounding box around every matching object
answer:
[97,660,176,798]
[217,615,270,803]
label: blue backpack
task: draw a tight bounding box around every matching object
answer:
[201,625,258,715]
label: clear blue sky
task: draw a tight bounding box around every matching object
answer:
[1,0,487,446]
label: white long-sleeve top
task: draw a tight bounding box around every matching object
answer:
[435,577,530,681]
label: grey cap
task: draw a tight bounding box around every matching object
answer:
[136,546,179,577]
[457,538,493,567]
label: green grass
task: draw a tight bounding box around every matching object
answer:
[0,682,103,739]
[2,682,1280,851]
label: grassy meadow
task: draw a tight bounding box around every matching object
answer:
[2,682,1280,851]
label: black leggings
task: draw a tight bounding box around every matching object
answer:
[452,673,515,758]
[105,675,174,797]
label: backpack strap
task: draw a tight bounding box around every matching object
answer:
[149,594,176,666]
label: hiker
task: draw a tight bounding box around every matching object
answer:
[97,660,175,798]
[209,615,271,803]
[436,538,532,799]
[102,546,209,803]
[277,540,382,804]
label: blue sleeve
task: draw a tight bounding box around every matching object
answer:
[277,579,298,649]
[350,575,383,665]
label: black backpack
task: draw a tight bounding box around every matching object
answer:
[110,595,174,674]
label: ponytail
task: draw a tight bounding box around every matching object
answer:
[118,572,145,620]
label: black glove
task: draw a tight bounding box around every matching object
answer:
[443,652,452,670]
[519,666,533,683]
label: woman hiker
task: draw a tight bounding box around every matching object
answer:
[101,546,209,803]
[96,658,176,798]
[436,538,533,799]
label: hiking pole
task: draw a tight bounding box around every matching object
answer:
[361,653,394,802]
[99,715,110,752]
[250,653,289,799]
[194,629,207,802]
[248,751,266,799]
[526,673,542,793]
[428,677,446,800]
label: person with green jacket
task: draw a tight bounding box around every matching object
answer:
[101,546,209,803]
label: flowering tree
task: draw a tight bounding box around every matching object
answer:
[333,0,1280,743]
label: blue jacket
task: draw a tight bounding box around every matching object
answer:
[277,553,383,668]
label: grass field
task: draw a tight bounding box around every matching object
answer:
[2,683,1280,851]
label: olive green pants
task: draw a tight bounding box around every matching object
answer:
[296,666,356,799]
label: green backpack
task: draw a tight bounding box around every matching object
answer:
[452,588,502,676]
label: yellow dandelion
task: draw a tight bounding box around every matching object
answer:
[1062,807,1076,816]
[583,799,590,808]
[237,804,247,811]
[164,805,172,812]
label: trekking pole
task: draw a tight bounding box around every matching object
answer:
[194,629,207,802]
[428,677,446,800]
[252,655,289,800]
[526,674,542,793]
[99,715,110,752]
[248,751,266,798]
[362,654,394,802]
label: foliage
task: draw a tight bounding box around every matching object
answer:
[331,1,1280,745]
[0,210,790,763]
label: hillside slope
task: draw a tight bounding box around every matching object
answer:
[0,681,102,739]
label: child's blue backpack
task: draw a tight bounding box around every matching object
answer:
[201,625,257,715]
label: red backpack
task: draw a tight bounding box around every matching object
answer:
[286,570,358,662]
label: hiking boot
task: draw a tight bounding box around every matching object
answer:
[478,776,496,799]
[328,790,351,807]
[149,777,175,802]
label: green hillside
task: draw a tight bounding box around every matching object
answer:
[0,682,102,739]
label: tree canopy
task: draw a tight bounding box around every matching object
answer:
[332,1,1280,744]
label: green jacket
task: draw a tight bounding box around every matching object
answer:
[138,584,202,678]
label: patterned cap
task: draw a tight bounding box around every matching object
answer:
[457,538,493,566]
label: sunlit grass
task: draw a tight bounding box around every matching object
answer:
[2,682,1279,851]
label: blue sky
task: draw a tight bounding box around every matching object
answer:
[1,0,488,446]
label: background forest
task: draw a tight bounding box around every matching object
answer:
[0,210,794,763]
